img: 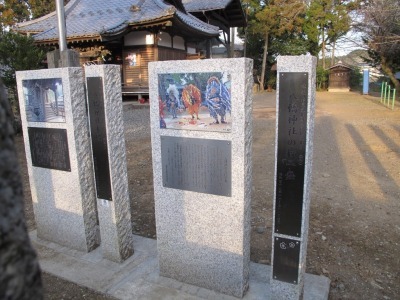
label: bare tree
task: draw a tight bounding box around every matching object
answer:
[356,0,400,92]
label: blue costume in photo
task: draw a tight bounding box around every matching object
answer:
[205,77,231,124]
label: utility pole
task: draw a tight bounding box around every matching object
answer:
[47,0,79,68]
[55,0,67,52]
[230,27,235,58]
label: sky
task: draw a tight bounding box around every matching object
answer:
[329,30,365,57]
[222,27,364,58]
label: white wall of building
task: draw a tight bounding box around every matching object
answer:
[124,31,154,46]
[158,32,172,47]
[173,36,185,50]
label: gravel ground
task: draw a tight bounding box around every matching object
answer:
[123,104,151,140]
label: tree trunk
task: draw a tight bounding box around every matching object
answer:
[244,27,247,58]
[0,79,43,299]
[331,40,336,67]
[322,29,326,70]
[260,32,269,91]
[381,56,400,97]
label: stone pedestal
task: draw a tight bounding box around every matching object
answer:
[16,68,98,252]
[46,50,60,69]
[149,58,253,298]
[84,65,133,262]
[47,49,80,68]
[271,55,317,299]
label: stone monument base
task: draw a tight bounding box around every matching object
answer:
[29,231,330,299]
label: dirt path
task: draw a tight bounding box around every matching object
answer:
[307,92,400,299]
[16,91,400,299]
[250,91,400,299]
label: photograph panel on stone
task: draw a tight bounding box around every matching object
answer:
[158,72,232,132]
[22,78,65,123]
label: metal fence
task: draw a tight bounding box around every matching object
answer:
[380,82,396,110]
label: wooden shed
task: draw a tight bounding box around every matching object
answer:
[328,62,352,92]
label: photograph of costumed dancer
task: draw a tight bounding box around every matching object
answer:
[205,76,231,124]
[181,84,202,123]
[166,82,181,119]
[157,72,231,132]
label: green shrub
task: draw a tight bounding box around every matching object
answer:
[316,66,329,91]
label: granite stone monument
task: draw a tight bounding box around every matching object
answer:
[84,65,133,262]
[271,55,317,299]
[16,68,98,252]
[149,58,253,298]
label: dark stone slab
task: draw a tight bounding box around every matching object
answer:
[161,136,231,197]
[87,77,112,201]
[275,72,308,237]
[273,236,301,284]
[28,127,71,172]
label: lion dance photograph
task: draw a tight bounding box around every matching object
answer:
[157,72,232,132]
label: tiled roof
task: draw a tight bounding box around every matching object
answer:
[182,0,232,12]
[175,9,219,34]
[328,61,353,70]
[15,0,219,42]
[182,0,246,28]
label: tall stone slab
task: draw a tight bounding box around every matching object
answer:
[16,68,98,252]
[271,55,317,299]
[149,58,253,298]
[84,65,133,262]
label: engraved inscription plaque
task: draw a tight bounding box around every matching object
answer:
[273,237,301,284]
[275,72,308,237]
[28,127,70,171]
[161,136,231,196]
[87,77,112,201]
